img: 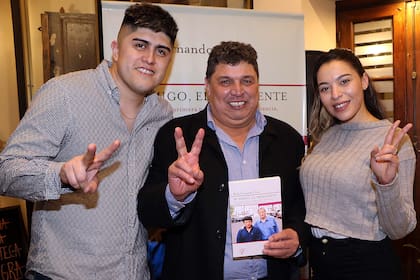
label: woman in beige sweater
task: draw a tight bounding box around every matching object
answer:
[300,48,416,280]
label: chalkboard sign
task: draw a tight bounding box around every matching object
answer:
[0,206,28,280]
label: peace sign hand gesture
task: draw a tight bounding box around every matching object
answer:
[168,127,205,201]
[60,140,121,193]
[370,120,412,185]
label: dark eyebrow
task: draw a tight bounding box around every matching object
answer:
[132,38,171,52]
[132,38,149,45]
[217,75,255,80]
[217,75,231,80]
[318,73,352,86]
[338,73,352,79]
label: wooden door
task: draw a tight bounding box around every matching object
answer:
[337,1,420,279]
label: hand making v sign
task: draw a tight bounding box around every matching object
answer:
[60,140,121,193]
[370,120,413,185]
[168,127,205,201]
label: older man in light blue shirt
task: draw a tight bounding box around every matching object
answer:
[139,41,308,280]
[255,207,280,240]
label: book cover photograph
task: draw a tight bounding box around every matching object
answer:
[229,176,282,258]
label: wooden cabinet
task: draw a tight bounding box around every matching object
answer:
[41,12,100,82]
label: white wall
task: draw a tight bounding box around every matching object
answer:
[0,0,20,142]
[253,0,302,14]
[254,0,336,51]
[302,0,336,51]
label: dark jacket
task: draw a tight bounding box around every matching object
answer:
[138,109,309,280]
[237,226,263,243]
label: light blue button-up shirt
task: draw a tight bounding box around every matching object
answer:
[206,106,268,280]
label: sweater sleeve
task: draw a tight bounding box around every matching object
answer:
[373,135,417,239]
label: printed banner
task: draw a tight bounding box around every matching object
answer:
[101,1,307,135]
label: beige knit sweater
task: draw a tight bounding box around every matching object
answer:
[300,119,417,241]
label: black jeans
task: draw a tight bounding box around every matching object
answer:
[310,236,402,280]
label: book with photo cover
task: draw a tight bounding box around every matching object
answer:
[229,176,282,258]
